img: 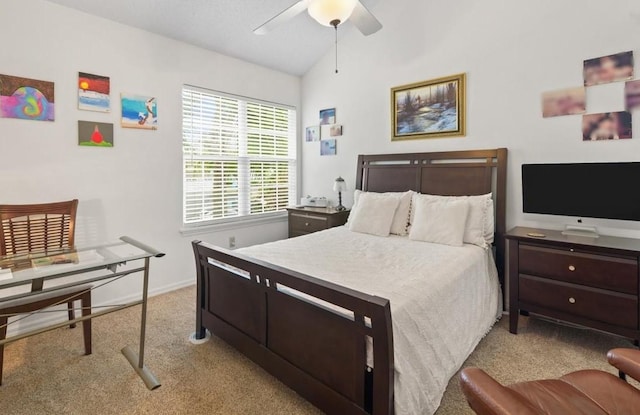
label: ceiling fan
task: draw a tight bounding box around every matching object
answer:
[254,0,382,36]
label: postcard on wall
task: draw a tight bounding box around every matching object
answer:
[541,87,586,118]
[305,125,320,142]
[121,94,157,130]
[330,124,343,137]
[582,111,632,141]
[625,80,640,111]
[78,121,114,147]
[320,139,337,156]
[0,74,55,121]
[78,72,110,112]
[319,108,335,125]
[583,51,634,87]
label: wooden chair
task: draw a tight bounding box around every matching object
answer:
[0,199,92,385]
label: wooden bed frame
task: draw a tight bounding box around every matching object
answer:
[192,148,507,415]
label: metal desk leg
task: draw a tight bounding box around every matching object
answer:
[122,257,161,390]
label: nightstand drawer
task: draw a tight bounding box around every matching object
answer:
[520,275,638,329]
[519,244,638,294]
[289,213,328,233]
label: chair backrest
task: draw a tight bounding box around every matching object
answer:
[0,200,78,255]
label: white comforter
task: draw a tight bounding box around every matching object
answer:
[237,226,501,415]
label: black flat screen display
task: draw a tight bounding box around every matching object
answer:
[522,162,640,221]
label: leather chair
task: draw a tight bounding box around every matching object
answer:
[0,199,91,385]
[460,348,640,415]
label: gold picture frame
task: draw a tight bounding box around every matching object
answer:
[391,73,466,140]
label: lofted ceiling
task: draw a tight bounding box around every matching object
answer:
[45,0,381,76]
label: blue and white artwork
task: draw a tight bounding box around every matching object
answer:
[321,139,336,156]
[121,94,157,130]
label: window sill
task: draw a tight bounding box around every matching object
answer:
[180,212,288,236]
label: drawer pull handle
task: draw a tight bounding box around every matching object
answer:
[568,265,576,271]
[568,297,576,304]
[305,222,309,226]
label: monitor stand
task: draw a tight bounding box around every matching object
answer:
[561,224,600,238]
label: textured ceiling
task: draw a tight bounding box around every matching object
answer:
[45,0,381,76]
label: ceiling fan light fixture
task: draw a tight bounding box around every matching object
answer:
[308,0,358,27]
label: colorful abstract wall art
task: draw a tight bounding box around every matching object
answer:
[78,72,110,112]
[582,111,632,141]
[121,94,157,130]
[541,87,586,118]
[78,121,114,147]
[583,51,634,87]
[0,74,55,121]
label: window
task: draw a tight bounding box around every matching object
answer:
[182,86,297,225]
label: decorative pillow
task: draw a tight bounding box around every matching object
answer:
[349,190,414,235]
[409,197,470,246]
[348,192,400,237]
[411,193,494,248]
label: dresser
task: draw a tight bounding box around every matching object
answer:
[506,226,640,343]
[286,207,350,238]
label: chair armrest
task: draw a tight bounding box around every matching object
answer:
[460,368,540,415]
[607,348,640,382]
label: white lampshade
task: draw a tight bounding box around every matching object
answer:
[308,0,358,27]
[333,176,347,192]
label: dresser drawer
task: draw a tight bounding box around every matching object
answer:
[519,244,638,294]
[289,213,328,234]
[520,275,638,329]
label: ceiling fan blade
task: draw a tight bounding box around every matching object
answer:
[253,0,311,35]
[350,1,382,36]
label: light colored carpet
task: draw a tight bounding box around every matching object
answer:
[1,286,634,414]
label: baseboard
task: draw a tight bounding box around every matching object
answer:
[6,278,196,336]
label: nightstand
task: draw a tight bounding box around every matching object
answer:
[506,226,640,344]
[286,207,350,238]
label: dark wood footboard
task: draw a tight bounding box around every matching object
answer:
[192,240,394,415]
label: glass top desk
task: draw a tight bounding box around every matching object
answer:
[0,236,164,390]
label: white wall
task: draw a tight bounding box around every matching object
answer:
[0,1,300,306]
[302,0,640,236]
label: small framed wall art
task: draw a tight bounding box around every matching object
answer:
[541,87,586,118]
[78,72,110,112]
[0,74,55,121]
[78,121,114,147]
[321,139,337,156]
[582,111,632,141]
[391,73,466,140]
[583,51,633,86]
[305,125,320,142]
[121,94,157,130]
[319,108,335,125]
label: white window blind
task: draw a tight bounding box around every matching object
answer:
[182,86,297,225]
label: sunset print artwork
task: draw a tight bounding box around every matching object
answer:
[78,72,110,112]
[0,74,55,121]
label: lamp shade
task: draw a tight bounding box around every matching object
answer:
[333,176,347,192]
[308,0,358,27]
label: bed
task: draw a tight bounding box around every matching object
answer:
[192,148,508,415]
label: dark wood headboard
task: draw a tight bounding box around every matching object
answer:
[355,148,508,291]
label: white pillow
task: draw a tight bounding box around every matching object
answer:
[409,197,470,246]
[348,192,400,236]
[349,190,414,235]
[412,193,493,248]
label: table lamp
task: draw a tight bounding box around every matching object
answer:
[333,176,347,211]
